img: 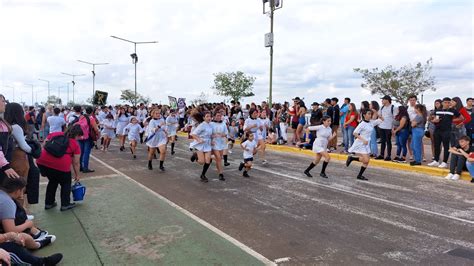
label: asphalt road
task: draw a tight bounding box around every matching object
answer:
[89,139,474,265]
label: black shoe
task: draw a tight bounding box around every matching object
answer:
[224,162,230,167]
[82,169,95,173]
[79,167,84,172]
[304,170,312,178]
[384,157,391,161]
[148,161,153,170]
[410,161,421,166]
[171,150,175,155]
[133,155,137,159]
[243,172,250,178]
[219,174,225,181]
[375,155,384,160]
[37,236,55,248]
[190,153,197,162]
[60,203,76,211]
[320,172,328,178]
[357,175,369,181]
[200,175,208,183]
[346,156,353,167]
[43,253,63,266]
[392,157,401,162]
[238,162,245,171]
[120,146,125,151]
[159,166,165,171]
[45,202,58,210]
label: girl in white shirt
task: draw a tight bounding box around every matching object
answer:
[257,110,271,164]
[238,132,257,178]
[124,116,144,159]
[303,116,337,178]
[47,108,66,133]
[166,110,179,155]
[211,111,228,181]
[101,114,115,151]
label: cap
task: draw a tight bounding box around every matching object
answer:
[292,97,301,101]
[311,102,319,106]
[381,95,392,101]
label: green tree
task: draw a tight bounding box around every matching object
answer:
[212,71,256,102]
[354,58,436,105]
[120,89,150,106]
[190,92,209,106]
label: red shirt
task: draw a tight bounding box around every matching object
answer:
[345,112,358,128]
[453,107,472,125]
[36,132,81,172]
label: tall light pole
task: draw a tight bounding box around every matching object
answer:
[77,60,109,99]
[110,35,158,106]
[25,84,34,105]
[66,83,70,104]
[61,73,85,104]
[4,85,15,102]
[263,0,283,107]
[38,78,50,99]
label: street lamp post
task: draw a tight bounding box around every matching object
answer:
[4,85,14,102]
[77,60,109,99]
[61,73,85,104]
[263,0,283,108]
[110,35,158,106]
[25,84,34,105]
[38,78,50,99]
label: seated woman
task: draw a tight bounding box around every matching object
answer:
[457,136,474,183]
[446,136,473,180]
[265,128,278,145]
[0,178,55,249]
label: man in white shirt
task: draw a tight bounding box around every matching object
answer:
[47,107,66,133]
[376,95,397,161]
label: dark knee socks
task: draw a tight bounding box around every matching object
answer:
[223,155,228,163]
[305,162,316,172]
[171,143,175,152]
[357,166,367,177]
[321,161,329,174]
[202,163,210,176]
[160,160,164,168]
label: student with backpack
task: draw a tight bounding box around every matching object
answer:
[36,124,83,211]
[376,95,397,161]
[76,107,100,173]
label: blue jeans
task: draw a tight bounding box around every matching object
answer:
[78,139,93,170]
[395,128,409,157]
[467,162,474,178]
[411,128,424,163]
[343,126,355,152]
[370,129,378,156]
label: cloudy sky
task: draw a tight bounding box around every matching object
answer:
[1,0,472,107]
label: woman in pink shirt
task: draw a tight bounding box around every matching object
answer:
[36,125,83,211]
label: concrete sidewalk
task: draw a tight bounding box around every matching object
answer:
[29,172,268,265]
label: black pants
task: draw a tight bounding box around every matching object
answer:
[38,165,72,207]
[450,154,467,175]
[380,128,392,158]
[434,129,451,163]
[0,242,43,265]
[26,155,40,204]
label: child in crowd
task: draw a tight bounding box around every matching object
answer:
[239,132,257,178]
[100,113,115,151]
[265,128,278,145]
[228,120,239,154]
[123,116,144,159]
[446,136,473,180]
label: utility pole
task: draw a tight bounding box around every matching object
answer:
[61,73,85,104]
[38,78,50,99]
[263,0,283,108]
[77,60,109,99]
[111,35,158,106]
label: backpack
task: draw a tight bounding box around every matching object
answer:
[381,105,395,116]
[44,135,70,158]
[36,113,43,126]
[84,115,98,141]
[68,115,80,128]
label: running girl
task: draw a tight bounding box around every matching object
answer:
[124,116,144,159]
[239,132,257,178]
[228,119,239,154]
[257,110,271,164]
[115,107,130,151]
[303,116,337,178]
[145,109,168,171]
[346,109,383,181]
[100,113,115,151]
[211,110,228,181]
[190,111,213,182]
[166,109,179,155]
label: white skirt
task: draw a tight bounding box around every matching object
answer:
[101,129,115,138]
[192,139,212,152]
[146,132,168,147]
[167,126,177,137]
[116,122,128,135]
[348,139,370,154]
[312,139,328,153]
[212,137,227,151]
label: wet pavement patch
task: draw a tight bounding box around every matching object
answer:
[446,248,474,261]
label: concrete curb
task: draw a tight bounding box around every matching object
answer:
[177,132,472,182]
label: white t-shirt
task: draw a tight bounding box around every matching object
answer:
[379,104,397,130]
[48,115,66,133]
[407,105,417,121]
[242,140,257,159]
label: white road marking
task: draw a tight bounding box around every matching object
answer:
[274,257,291,263]
[39,174,118,185]
[251,166,474,225]
[91,155,275,266]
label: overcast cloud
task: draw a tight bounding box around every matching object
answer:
[0,0,472,107]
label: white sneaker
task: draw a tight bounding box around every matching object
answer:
[428,161,439,167]
[27,215,34,220]
[438,162,448,168]
[451,174,460,180]
[445,173,454,180]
